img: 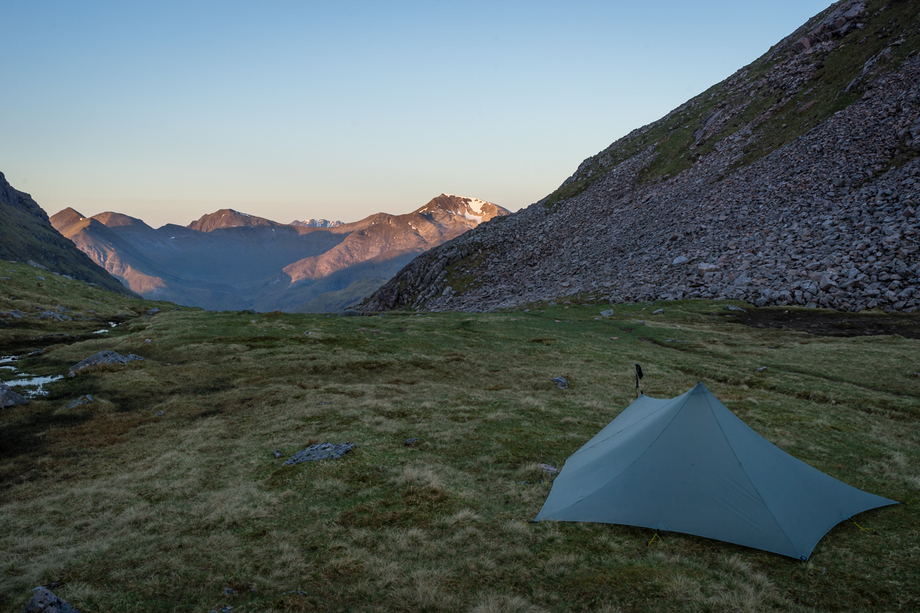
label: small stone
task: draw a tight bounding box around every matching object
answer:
[273,451,283,458]
[610,336,619,340]
[756,367,767,372]
[725,304,746,312]
[539,463,559,476]
[144,339,152,344]
[552,376,568,389]
[653,308,664,314]
[339,309,360,317]
[147,308,161,316]
[282,442,356,466]
[21,587,81,613]
[155,410,165,416]
[672,256,689,266]
[65,394,94,409]
[404,438,421,446]
[697,262,719,275]
[600,309,614,317]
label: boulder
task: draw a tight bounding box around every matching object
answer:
[21,587,81,612]
[68,351,145,378]
[0,383,28,408]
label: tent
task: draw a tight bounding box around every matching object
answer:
[535,382,897,559]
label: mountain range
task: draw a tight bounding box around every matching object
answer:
[364,0,920,314]
[50,194,508,312]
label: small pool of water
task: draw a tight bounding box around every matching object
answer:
[1,355,64,398]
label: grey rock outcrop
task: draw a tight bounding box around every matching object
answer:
[68,351,144,378]
[21,587,80,613]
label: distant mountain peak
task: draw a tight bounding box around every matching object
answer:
[291,218,344,228]
[416,194,508,224]
[187,208,282,232]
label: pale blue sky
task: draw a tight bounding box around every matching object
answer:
[1,1,834,228]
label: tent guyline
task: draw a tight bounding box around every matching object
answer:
[535,382,897,560]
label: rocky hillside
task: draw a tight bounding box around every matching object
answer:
[53,194,508,312]
[363,0,920,314]
[0,172,137,296]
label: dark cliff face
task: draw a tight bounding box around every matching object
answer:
[362,0,920,314]
[0,173,136,296]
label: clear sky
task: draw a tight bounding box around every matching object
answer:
[1,1,834,229]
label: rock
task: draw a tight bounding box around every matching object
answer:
[756,367,768,372]
[725,304,746,312]
[600,309,614,317]
[273,451,283,458]
[39,311,63,321]
[404,438,420,446]
[339,309,360,317]
[68,350,145,378]
[653,308,664,314]
[552,376,568,389]
[539,463,559,476]
[282,442,356,466]
[154,410,165,417]
[144,339,152,344]
[697,263,720,275]
[146,308,161,316]
[0,382,28,408]
[21,587,81,613]
[65,395,94,409]
[672,256,689,266]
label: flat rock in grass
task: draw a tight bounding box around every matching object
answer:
[1,382,28,408]
[65,394,94,409]
[539,463,558,476]
[282,442,355,466]
[600,309,614,317]
[21,587,81,612]
[68,350,144,378]
[552,376,568,389]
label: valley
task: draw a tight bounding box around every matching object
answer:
[50,195,508,313]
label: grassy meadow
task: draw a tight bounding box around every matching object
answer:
[1,261,919,612]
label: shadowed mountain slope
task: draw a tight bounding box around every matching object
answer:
[53,194,508,312]
[363,0,920,314]
[0,174,136,296]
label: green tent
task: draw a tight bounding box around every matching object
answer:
[535,382,897,559]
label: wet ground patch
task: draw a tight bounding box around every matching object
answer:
[725,307,920,339]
